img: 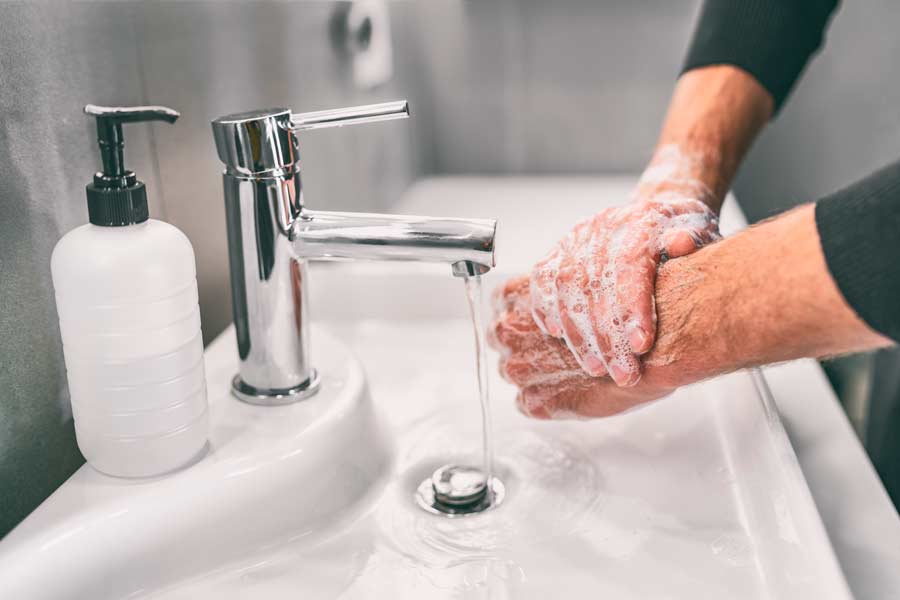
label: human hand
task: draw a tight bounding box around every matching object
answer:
[489,276,678,419]
[493,205,893,420]
[530,146,721,386]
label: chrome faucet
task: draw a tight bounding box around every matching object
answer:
[211,101,496,405]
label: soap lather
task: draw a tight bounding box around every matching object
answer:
[50,105,209,478]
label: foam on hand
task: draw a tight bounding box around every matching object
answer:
[528,144,721,387]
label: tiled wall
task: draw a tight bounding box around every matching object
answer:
[407,0,700,175]
[732,0,900,218]
[407,0,900,221]
[0,3,160,538]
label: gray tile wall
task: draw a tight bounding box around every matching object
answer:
[407,0,700,174]
[0,2,160,538]
[408,0,900,222]
[733,0,900,219]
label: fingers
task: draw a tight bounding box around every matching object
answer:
[488,276,531,353]
[568,224,642,386]
[491,276,529,317]
[501,198,722,394]
[492,272,589,391]
[659,201,721,260]
[554,235,609,378]
[493,309,582,386]
[517,375,669,420]
[516,392,552,419]
[613,250,658,356]
[530,249,563,337]
[661,229,699,259]
[529,218,594,339]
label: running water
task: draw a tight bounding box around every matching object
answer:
[462,272,494,481]
[414,269,503,516]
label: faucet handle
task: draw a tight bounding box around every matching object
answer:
[289,100,409,131]
[212,100,409,175]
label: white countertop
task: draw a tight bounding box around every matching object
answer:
[763,360,900,599]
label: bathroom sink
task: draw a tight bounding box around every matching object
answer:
[0,177,852,599]
[0,327,391,599]
[1,321,850,599]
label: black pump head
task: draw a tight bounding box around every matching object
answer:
[84,104,179,226]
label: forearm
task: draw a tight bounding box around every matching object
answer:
[636,66,773,213]
[648,0,841,214]
[645,205,893,389]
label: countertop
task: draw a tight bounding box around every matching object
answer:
[763,360,900,599]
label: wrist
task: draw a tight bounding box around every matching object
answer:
[647,66,774,212]
[640,205,891,391]
[634,144,721,210]
[639,244,735,390]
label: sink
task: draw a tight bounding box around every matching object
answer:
[0,327,390,599]
[0,177,852,599]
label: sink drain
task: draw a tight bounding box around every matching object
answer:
[415,464,505,516]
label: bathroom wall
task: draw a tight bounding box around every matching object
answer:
[0,3,160,539]
[406,0,700,176]
[731,0,900,219]
[406,0,900,223]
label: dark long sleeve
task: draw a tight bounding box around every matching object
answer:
[683,1,900,342]
[682,0,840,112]
[816,162,900,342]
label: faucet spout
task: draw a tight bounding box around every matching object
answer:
[212,100,499,405]
[293,210,496,274]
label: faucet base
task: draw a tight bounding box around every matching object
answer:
[230,371,321,406]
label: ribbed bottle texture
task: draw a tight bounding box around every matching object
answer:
[51,220,209,477]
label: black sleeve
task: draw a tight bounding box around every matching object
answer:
[816,161,900,343]
[682,0,840,112]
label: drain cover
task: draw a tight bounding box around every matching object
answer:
[415,464,505,516]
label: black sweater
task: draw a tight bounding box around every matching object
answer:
[683,0,900,342]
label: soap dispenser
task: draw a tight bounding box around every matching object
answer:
[51,105,208,477]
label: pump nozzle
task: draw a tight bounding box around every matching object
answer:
[83,104,179,226]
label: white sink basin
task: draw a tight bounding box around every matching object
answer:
[0,177,852,599]
[0,327,390,599]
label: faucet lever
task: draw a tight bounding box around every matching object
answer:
[289,100,409,131]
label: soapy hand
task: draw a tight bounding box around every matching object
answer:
[529,146,721,386]
[489,276,677,418]
[492,204,894,419]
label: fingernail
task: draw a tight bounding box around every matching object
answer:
[610,363,640,387]
[584,355,607,377]
[528,404,551,420]
[626,322,649,353]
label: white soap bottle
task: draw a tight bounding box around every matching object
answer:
[50,105,208,477]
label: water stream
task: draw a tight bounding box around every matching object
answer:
[414,270,504,515]
[462,272,494,482]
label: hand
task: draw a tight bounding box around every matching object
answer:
[492,205,891,420]
[530,148,721,387]
[489,276,677,419]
